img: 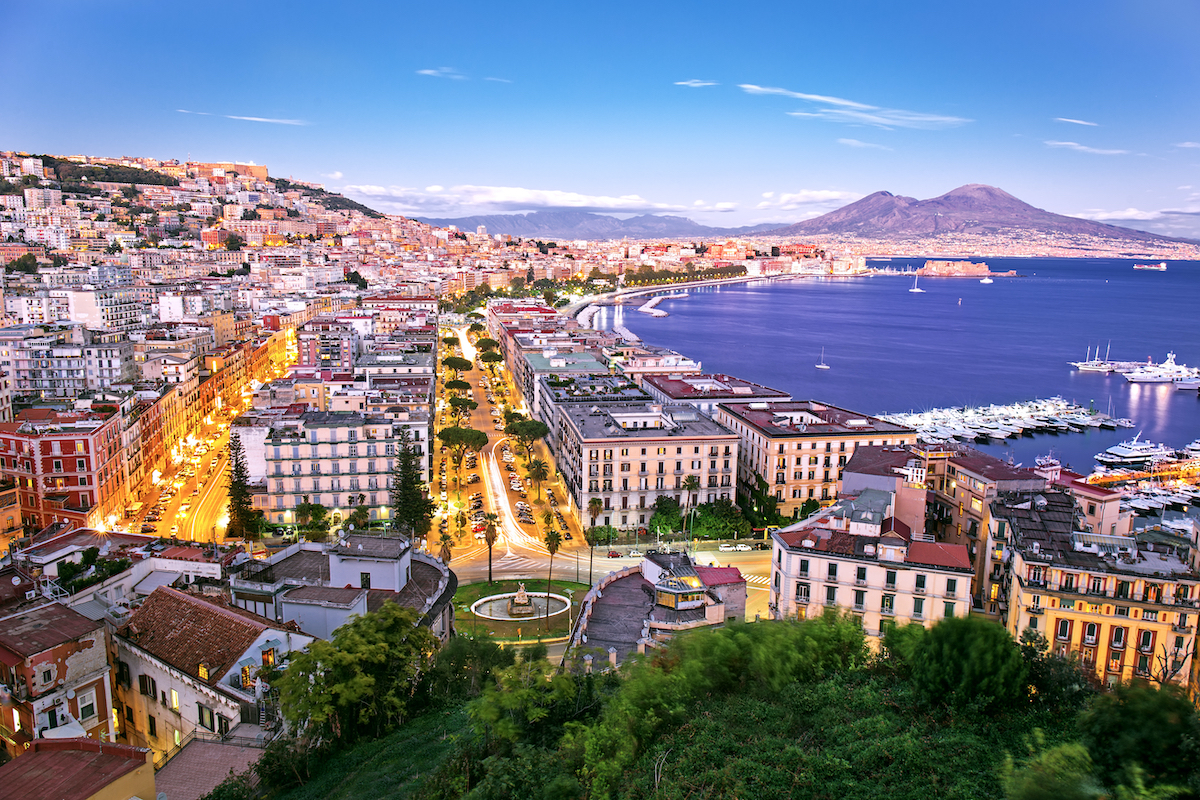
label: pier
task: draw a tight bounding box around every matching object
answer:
[879,398,1130,446]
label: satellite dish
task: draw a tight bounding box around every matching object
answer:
[11,576,20,586]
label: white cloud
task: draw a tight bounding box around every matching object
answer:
[1055,117,1098,126]
[417,67,466,80]
[340,183,692,215]
[226,115,308,126]
[739,84,970,129]
[484,77,512,83]
[838,138,892,151]
[177,109,308,125]
[756,189,860,211]
[1045,140,1128,155]
[322,171,343,180]
[1176,142,1200,148]
[675,79,718,87]
[1077,207,1163,221]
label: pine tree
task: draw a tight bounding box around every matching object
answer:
[390,427,434,540]
[226,432,257,540]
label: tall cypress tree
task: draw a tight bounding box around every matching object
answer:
[226,432,257,540]
[390,427,434,540]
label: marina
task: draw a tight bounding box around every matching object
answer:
[878,397,1132,448]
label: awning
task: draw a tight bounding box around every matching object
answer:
[0,645,22,668]
[133,572,179,595]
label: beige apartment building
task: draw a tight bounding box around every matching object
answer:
[714,401,915,520]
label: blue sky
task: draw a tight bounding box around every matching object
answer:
[5,0,1200,236]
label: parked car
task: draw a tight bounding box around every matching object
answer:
[734,543,752,551]
[607,550,621,558]
[628,549,643,557]
[718,543,734,552]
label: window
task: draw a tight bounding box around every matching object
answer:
[147,714,157,739]
[218,714,231,737]
[138,674,157,698]
[945,578,957,598]
[825,585,837,606]
[1138,630,1153,652]
[943,601,955,618]
[169,689,179,711]
[853,590,866,611]
[881,594,895,616]
[197,703,215,732]
[914,574,926,593]
[1056,619,1070,640]
[798,558,809,578]
[827,563,838,582]
[1084,622,1098,645]
[198,662,210,681]
[117,661,131,688]
[361,572,371,589]
[1111,627,1126,649]
[913,597,924,619]
[77,689,96,721]
[262,648,276,667]
[885,570,897,590]
[42,668,52,683]
[856,566,867,585]
[795,583,810,602]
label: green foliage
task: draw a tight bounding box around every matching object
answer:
[481,351,503,364]
[468,322,486,334]
[225,233,245,251]
[437,427,489,469]
[225,433,258,540]
[504,419,549,462]
[420,636,515,705]
[623,262,747,286]
[687,498,752,540]
[444,379,471,396]
[527,458,549,500]
[647,495,682,535]
[295,502,331,541]
[442,356,473,376]
[348,504,370,530]
[911,616,1027,714]
[1078,683,1200,792]
[391,428,435,539]
[5,253,39,274]
[1018,628,1095,710]
[278,604,439,745]
[1000,732,1103,800]
[39,155,179,187]
[474,337,500,352]
[346,270,368,289]
[881,622,927,673]
[198,769,257,800]
[469,657,584,747]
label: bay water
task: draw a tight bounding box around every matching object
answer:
[591,257,1200,474]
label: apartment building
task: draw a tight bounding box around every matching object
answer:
[914,443,1046,618]
[714,401,915,520]
[297,317,359,370]
[769,489,973,637]
[994,490,1199,689]
[642,373,791,418]
[556,402,739,528]
[0,408,126,532]
[0,602,113,759]
[262,411,427,528]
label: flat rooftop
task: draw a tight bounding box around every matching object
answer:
[718,401,913,439]
[643,373,790,402]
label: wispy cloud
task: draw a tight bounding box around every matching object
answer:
[1055,117,1098,126]
[1045,140,1127,155]
[484,77,512,83]
[417,67,466,80]
[177,109,308,125]
[226,115,308,126]
[675,79,718,87]
[1176,142,1200,148]
[739,84,969,129]
[838,138,892,151]
[756,189,860,211]
[1074,201,1200,238]
[322,171,344,181]
[341,183,693,216]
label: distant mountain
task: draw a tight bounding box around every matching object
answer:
[764,184,1186,243]
[415,210,777,240]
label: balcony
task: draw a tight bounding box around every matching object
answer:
[1173,624,1194,634]
[1026,605,1044,615]
[855,578,867,587]
[914,586,926,595]
[884,582,897,592]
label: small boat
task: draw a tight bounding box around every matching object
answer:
[1133,262,1167,271]
[909,275,925,293]
[979,276,994,284]
[816,347,830,370]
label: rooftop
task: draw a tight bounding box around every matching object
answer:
[643,373,790,402]
[718,401,914,439]
[331,533,410,560]
[0,602,102,659]
[0,738,150,800]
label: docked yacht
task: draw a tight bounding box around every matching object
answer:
[1094,434,1177,467]
[1125,352,1197,384]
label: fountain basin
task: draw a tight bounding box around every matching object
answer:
[471,592,570,621]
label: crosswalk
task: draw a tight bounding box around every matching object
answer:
[744,574,771,587]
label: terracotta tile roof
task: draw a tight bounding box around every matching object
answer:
[0,738,150,800]
[907,541,972,571]
[122,587,272,687]
[0,603,102,659]
[694,565,745,587]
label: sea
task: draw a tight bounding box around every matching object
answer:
[590,257,1200,474]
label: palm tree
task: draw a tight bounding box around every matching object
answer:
[681,474,701,540]
[543,527,562,631]
[541,509,554,532]
[483,512,499,583]
[439,531,454,564]
[587,497,604,531]
[528,458,550,501]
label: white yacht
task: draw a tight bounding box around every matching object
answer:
[1094,434,1177,467]
[908,275,925,293]
[1125,351,1196,383]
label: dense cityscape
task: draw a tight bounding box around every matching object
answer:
[0,149,1197,800]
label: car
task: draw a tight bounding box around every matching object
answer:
[473,523,487,532]
[717,543,734,552]
[169,525,179,535]
[734,543,752,551]
[564,532,573,540]
[475,531,487,540]
[607,550,621,558]
[440,491,448,500]
[628,549,643,557]
[141,524,157,533]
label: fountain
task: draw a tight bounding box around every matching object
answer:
[472,584,570,621]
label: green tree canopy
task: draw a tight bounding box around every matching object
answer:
[911,615,1027,713]
[504,418,549,462]
[442,356,472,377]
[1079,683,1200,791]
[480,351,503,365]
[225,433,257,540]
[474,337,500,352]
[278,604,439,745]
[468,322,485,334]
[390,428,434,539]
[437,426,489,469]
[444,379,471,396]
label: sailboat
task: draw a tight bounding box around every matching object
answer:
[909,275,925,293]
[979,275,994,284]
[816,347,830,370]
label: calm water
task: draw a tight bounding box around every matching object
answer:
[593,257,1200,473]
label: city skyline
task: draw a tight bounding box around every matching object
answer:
[5,0,1199,237]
